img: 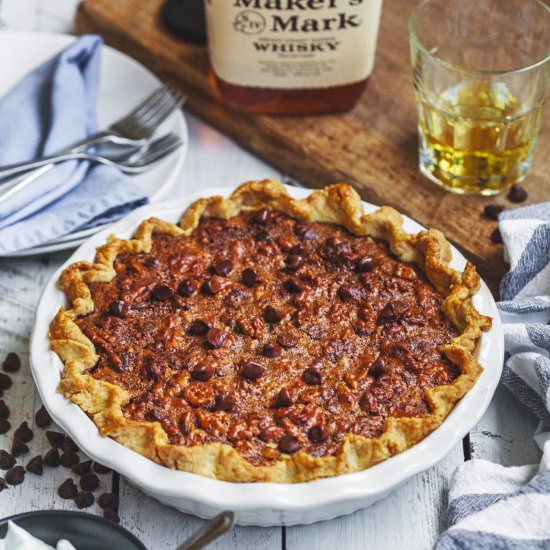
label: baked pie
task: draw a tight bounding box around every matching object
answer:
[50,181,490,482]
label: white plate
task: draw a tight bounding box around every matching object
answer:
[31,185,504,526]
[0,31,188,257]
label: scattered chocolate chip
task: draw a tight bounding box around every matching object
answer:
[80,473,100,492]
[289,244,305,256]
[0,451,15,470]
[0,418,10,434]
[61,451,80,468]
[75,491,94,509]
[152,284,173,301]
[263,306,282,324]
[277,333,298,348]
[206,328,225,349]
[278,435,300,455]
[286,254,304,270]
[369,358,386,378]
[295,224,316,240]
[242,268,259,287]
[0,374,12,391]
[0,400,9,419]
[58,478,78,499]
[491,228,503,244]
[507,184,528,203]
[108,300,128,318]
[308,425,327,444]
[205,276,224,295]
[73,460,92,476]
[43,448,61,468]
[188,319,209,336]
[302,368,322,386]
[378,303,396,323]
[35,406,51,429]
[483,204,505,220]
[214,259,233,277]
[144,257,160,269]
[103,508,120,523]
[191,363,214,382]
[14,421,33,443]
[0,478,6,492]
[98,492,119,510]
[177,279,198,297]
[253,208,269,225]
[284,279,303,294]
[61,437,79,454]
[213,394,234,412]
[46,431,65,448]
[5,466,24,485]
[357,256,377,272]
[240,361,265,381]
[11,437,29,457]
[93,463,112,475]
[262,343,281,358]
[26,455,43,475]
[273,388,292,408]
[338,285,354,302]
[146,409,166,423]
[255,228,271,242]
[359,392,373,411]
[2,352,21,373]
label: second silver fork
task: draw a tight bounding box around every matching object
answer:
[0,85,186,182]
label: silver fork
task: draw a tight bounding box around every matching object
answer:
[0,86,186,180]
[0,85,185,204]
[0,134,183,209]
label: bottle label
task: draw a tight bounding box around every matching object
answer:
[204,0,383,89]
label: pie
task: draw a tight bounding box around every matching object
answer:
[49,181,491,483]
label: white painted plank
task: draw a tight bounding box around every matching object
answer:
[286,444,464,550]
[34,0,79,33]
[118,478,282,550]
[175,113,285,198]
[469,385,541,466]
[0,255,112,516]
[1,0,78,33]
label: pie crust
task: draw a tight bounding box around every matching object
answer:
[49,180,491,483]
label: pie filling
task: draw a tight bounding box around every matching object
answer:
[77,210,459,467]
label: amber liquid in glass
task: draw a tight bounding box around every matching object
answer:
[417,82,543,195]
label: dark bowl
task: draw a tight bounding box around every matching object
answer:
[0,510,147,550]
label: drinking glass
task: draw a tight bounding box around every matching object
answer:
[409,0,550,195]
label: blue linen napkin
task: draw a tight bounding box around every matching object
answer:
[435,203,550,549]
[0,35,148,254]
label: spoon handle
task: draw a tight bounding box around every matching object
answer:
[175,511,235,550]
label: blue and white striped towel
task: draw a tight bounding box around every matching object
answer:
[436,202,550,550]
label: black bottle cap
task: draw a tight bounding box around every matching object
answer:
[162,0,207,45]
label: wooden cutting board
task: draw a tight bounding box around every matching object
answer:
[75,0,550,293]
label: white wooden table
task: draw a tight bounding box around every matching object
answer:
[0,2,542,548]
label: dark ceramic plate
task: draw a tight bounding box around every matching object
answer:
[0,510,147,550]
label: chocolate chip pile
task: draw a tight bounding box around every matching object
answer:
[0,352,119,523]
[483,183,528,244]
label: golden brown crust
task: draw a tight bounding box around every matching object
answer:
[49,180,491,483]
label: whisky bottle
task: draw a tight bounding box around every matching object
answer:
[204,0,383,115]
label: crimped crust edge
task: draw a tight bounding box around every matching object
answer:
[49,180,491,483]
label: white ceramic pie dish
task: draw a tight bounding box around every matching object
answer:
[30,184,504,526]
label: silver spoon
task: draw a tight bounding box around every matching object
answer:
[175,512,235,550]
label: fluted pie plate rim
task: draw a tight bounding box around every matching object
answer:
[30,184,504,526]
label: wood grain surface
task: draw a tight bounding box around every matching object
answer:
[74,0,550,293]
